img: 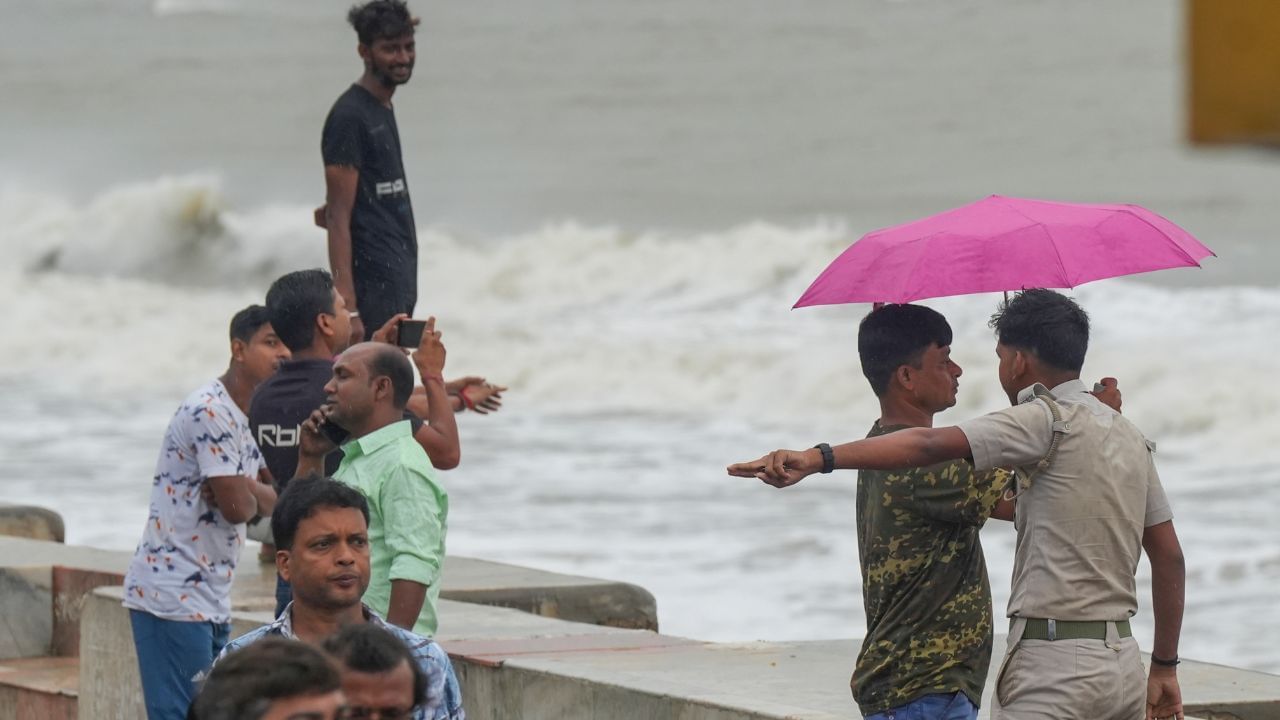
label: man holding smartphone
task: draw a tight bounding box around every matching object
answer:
[253,269,488,616]
[294,326,453,635]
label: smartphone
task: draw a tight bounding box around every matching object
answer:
[395,319,428,349]
[320,418,350,446]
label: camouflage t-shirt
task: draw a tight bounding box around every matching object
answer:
[851,422,1010,715]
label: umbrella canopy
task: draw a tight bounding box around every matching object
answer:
[793,195,1215,307]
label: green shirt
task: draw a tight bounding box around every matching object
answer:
[851,422,1009,715]
[334,420,448,636]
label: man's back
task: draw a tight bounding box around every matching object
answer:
[250,358,341,485]
[852,422,1008,716]
[960,379,1172,620]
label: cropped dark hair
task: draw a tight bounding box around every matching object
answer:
[271,475,370,551]
[189,638,340,720]
[348,0,414,46]
[322,624,428,710]
[989,289,1090,372]
[367,344,415,409]
[266,269,337,353]
[229,305,271,344]
[857,304,954,397]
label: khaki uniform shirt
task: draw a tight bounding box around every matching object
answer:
[958,379,1173,621]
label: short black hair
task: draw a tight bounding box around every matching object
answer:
[271,475,370,552]
[230,305,271,344]
[857,304,954,397]
[322,624,429,710]
[266,269,337,353]
[348,0,414,46]
[366,344,415,409]
[989,289,1090,372]
[189,638,340,720]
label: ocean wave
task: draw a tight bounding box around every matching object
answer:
[7,176,1279,461]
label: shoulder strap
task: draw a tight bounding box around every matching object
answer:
[1003,385,1070,501]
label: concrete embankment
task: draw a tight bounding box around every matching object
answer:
[1,525,1278,718]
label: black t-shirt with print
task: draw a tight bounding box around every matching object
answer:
[321,84,418,327]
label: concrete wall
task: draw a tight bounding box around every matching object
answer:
[0,504,64,543]
[77,586,1280,720]
[0,566,51,661]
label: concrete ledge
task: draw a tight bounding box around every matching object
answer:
[0,505,64,544]
[77,587,1280,720]
[435,557,657,631]
[0,537,655,632]
[0,657,77,720]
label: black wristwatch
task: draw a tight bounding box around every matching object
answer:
[1149,653,1180,668]
[813,443,835,474]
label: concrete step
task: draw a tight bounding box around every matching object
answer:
[0,656,78,720]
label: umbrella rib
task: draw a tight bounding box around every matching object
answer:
[1117,207,1205,266]
[901,230,947,302]
[994,197,1074,287]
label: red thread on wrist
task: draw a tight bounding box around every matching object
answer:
[458,386,476,411]
[423,373,445,385]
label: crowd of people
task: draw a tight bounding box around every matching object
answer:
[115,0,1189,719]
[122,1,486,718]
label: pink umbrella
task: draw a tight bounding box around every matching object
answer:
[793,195,1215,307]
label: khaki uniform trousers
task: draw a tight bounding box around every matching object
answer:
[992,617,1146,720]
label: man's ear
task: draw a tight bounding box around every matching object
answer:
[276,549,291,583]
[1012,350,1030,380]
[373,376,392,403]
[893,365,913,392]
[316,312,335,340]
[230,338,247,363]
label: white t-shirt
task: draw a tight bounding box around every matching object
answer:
[122,378,263,623]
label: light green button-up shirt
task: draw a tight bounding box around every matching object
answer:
[334,420,447,636]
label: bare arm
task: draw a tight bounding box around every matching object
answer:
[253,466,278,516]
[410,318,461,470]
[1142,520,1184,718]
[324,164,363,338]
[206,476,262,524]
[412,377,461,469]
[728,426,972,488]
[386,579,429,630]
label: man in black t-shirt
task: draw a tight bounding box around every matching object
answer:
[317,0,419,343]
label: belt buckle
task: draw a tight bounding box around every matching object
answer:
[1047,619,1057,641]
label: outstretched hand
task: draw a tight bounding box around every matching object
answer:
[449,376,508,414]
[727,448,821,488]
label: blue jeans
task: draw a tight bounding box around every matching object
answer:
[864,692,978,720]
[129,610,230,720]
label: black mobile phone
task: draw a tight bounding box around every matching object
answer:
[395,319,428,349]
[320,418,350,446]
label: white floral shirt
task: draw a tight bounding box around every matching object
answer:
[123,378,262,623]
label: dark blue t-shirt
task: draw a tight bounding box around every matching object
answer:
[249,359,341,487]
